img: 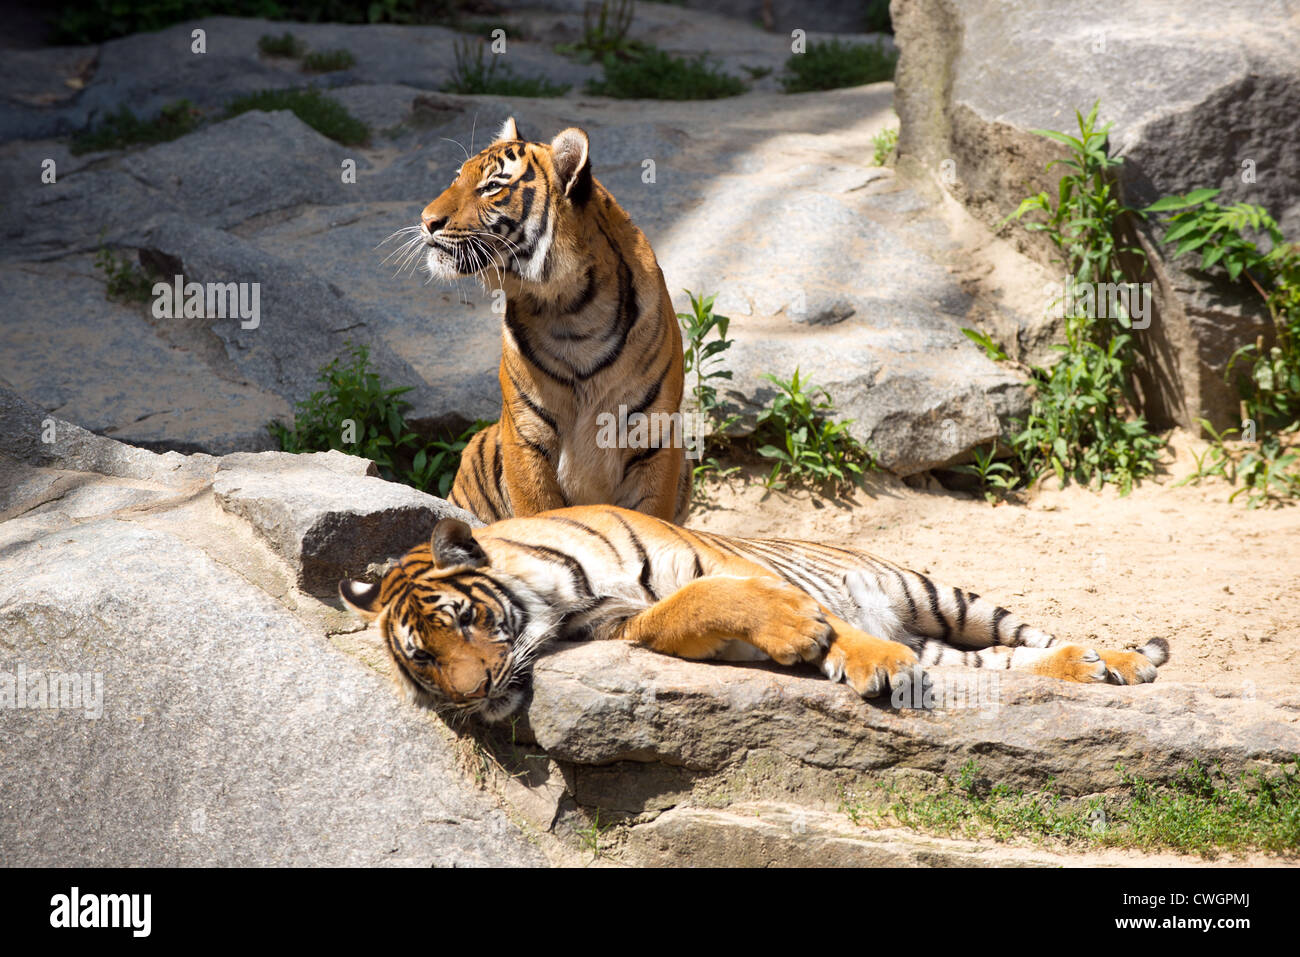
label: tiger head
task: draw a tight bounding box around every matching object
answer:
[339,518,527,722]
[419,116,592,286]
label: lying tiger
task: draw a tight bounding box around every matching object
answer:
[418,118,688,525]
[340,505,1170,722]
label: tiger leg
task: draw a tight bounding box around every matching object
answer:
[448,423,512,522]
[820,612,923,698]
[611,575,831,664]
[848,570,1168,685]
[498,408,568,516]
[617,443,685,523]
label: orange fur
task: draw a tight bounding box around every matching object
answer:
[341,505,1170,722]
[417,118,687,525]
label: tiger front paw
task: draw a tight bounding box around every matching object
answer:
[822,629,920,698]
[1027,644,1109,683]
[745,578,832,665]
[1100,638,1170,685]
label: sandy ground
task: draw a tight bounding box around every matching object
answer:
[687,428,1300,695]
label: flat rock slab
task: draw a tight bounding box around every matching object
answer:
[521,640,1300,796]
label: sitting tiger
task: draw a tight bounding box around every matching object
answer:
[339,505,1170,722]
[418,117,688,525]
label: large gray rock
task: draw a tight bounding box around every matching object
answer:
[213,448,481,594]
[0,517,544,866]
[0,402,545,866]
[892,0,1300,431]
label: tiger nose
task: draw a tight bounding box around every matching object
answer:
[421,210,446,233]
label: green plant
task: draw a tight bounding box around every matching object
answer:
[1002,101,1164,494]
[225,88,370,145]
[442,38,571,96]
[555,0,648,63]
[780,39,897,93]
[93,242,155,303]
[871,125,898,166]
[586,47,745,100]
[576,808,613,859]
[959,326,1010,362]
[1144,189,1300,505]
[752,368,872,491]
[953,444,1017,503]
[1177,418,1238,486]
[1113,758,1300,857]
[677,291,740,489]
[258,32,305,57]
[302,48,356,72]
[71,99,200,155]
[269,341,488,494]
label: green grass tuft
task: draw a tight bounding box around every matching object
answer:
[302,48,357,73]
[70,99,200,155]
[93,242,155,303]
[586,48,745,100]
[781,39,897,93]
[442,38,571,97]
[871,125,898,166]
[840,757,1300,858]
[225,88,370,145]
[269,342,489,495]
[258,32,305,58]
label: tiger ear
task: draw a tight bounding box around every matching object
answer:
[494,116,520,143]
[431,518,489,570]
[339,579,383,620]
[550,127,591,200]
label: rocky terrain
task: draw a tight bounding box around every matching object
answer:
[3,0,1299,867]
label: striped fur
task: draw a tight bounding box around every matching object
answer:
[340,505,1171,722]
[419,117,688,525]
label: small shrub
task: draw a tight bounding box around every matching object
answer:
[953,444,1017,503]
[781,39,897,93]
[871,125,898,166]
[70,99,200,155]
[753,368,873,491]
[269,341,489,496]
[677,291,740,491]
[1000,101,1164,494]
[302,48,356,73]
[258,32,305,58]
[555,0,648,63]
[586,48,745,100]
[1143,188,1300,506]
[225,88,370,145]
[442,38,571,96]
[94,242,154,303]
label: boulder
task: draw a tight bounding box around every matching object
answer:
[891,0,1300,431]
[213,449,481,595]
[0,401,542,866]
